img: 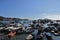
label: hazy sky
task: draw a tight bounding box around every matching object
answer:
[0,0,60,20]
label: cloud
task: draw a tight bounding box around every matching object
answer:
[43,15,60,20]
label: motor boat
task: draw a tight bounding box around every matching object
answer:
[25,34,34,40]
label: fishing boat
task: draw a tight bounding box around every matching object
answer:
[36,33,44,40]
[45,32,53,40]
[0,27,5,33]
[0,27,9,34]
[51,27,60,36]
[0,34,10,40]
[15,29,25,35]
[26,27,34,34]
[53,31,60,36]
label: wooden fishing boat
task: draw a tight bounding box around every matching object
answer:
[36,32,44,40]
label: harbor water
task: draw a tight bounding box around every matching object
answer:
[9,34,60,40]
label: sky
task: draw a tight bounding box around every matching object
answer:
[0,0,60,20]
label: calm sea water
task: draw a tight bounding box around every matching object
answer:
[12,34,27,40]
[12,34,60,40]
[0,33,60,40]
